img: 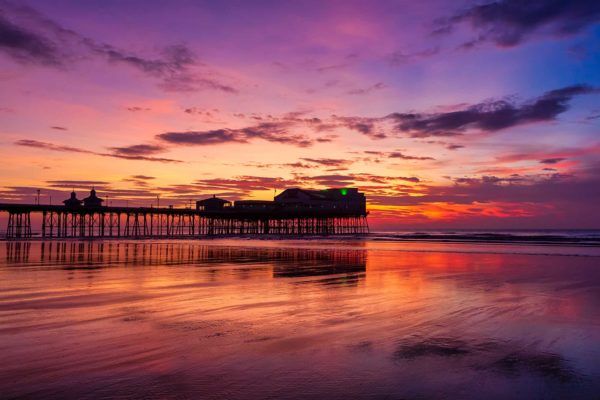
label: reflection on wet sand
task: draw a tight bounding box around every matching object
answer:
[0,239,599,399]
[4,241,366,284]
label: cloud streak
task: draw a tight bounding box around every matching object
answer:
[157,122,314,147]
[0,13,64,66]
[15,139,181,163]
[386,85,597,137]
[439,0,600,48]
[0,2,235,92]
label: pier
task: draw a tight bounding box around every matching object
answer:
[0,187,369,239]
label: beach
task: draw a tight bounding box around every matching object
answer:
[1,238,599,399]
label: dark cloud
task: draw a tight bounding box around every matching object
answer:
[0,182,230,207]
[300,158,351,167]
[238,161,313,170]
[50,126,67,130]
[316,137,335,143]
[184,107,219,117]
[189,173,423,196]
[386,85,597,137]
[439,0,600,48]
[126,106,150,112]
[107,153,181,163]
[109,144,166,156]
[303,174,355,187]
[15,139,181,163]
[15,139,91,154]
[0,3,235,93]
[47,180,109,188]
[316,62,351,72]
[333,116,386,139]
[297,173,421,186]
[122,175,156,187]
[347,82,386,95]
[446,144,465,150]
[585,111,600,121]
[387,47,439,66]
[361,150,434,161]
[369,173,599,208]
[540,157,566,164]
[0,14,63,66]
[87,42,236,93]
[157,122,314,148]
[193,176,299,194]
[157,129,247,145]
[389,151,435,160]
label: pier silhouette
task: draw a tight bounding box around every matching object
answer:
[0,188,369,239]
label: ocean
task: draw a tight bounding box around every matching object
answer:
[0,237,598,399]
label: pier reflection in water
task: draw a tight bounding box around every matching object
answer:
[0,239,599,400]
[3,241,366,283]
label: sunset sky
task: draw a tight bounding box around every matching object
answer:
[1,0,599,229]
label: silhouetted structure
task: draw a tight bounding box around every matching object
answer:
[196,195,232,211]
[274,188,366,213]
[82,188,103,207]
[63,191,82,208]
[1,187,368,239]
[234,200,276,210]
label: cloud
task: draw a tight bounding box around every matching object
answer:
[126,85,599,150]
[108,144,166,156]
[316,62,351,72]
[15,139,181,163]
[369,172,600,208]
[157,129,246,145]
[540,157,566,164]
[439,0,600,48]
[193,176,300,194]
[0,13,64,66]
[295,172,421,187]
[157,121,314,147]
[386,85,597,137]
[389,151,435,160]
[300,158,351,167]
[47,180,109,188]
[15,139,91,154]
[387,47,439,66]
[347,82,386,95]
[361,150,435,161]
[495,144,600,165]
[333,115,386,139]
[0,2,235,93]
[231,85,594,142]
[50,126,67,130]
[122,175,156,187]
[87,42,236,93]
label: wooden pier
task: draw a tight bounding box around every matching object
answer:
[0,203,369,239]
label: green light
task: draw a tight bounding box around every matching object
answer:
[340,188,348,196]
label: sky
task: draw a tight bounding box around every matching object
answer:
[0,0,599,229]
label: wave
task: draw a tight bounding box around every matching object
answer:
[370,230,600,246]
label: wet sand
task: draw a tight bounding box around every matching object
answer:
[0,239,599,399]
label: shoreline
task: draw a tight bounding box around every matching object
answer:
[1,232,599,247]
